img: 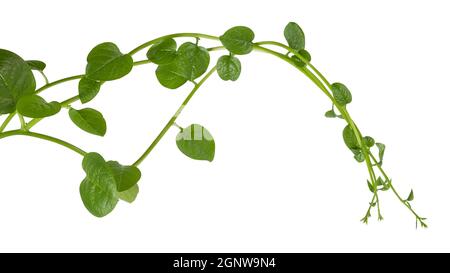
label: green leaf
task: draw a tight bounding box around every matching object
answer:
[86,42,133,81]
[376,177,384,186]
[325,109,337,118]
[146,38,177,65]
[342,125,359,150]
[118,184,139,203]
[106,161,141,192]
[367,180,374,193]
[26,60,46,71]
[353,151,365,163]
[407,190,414,201]
[217,55,241,81]
[220,26,255,55]
[69,107,107,136]
[291,49,311,68]
[80,152,118,217]
[363,136,375,148]
[176,124,215,161]
[0,49,36,114]
[284,22,305,51]
[376,143,386,164]
[324,106,343,119]
[381,179,391,191]
[155,65,187,89]
[16,95,61,118]
[156,42,210,89]
[78,77,102,104]
[331,83,352,106]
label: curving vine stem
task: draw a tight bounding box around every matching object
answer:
[0,23,426,227]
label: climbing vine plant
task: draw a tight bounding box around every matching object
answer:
[0,23,426,227]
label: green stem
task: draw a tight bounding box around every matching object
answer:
[132,66,217,167]
[133,59,153,66]
[38,70,50,85]
[369,152,427,227]
[0,112,16,133]
[0,130,86,156]
[207,46,225,52]
[254,44,382,219]
[128,33,219,56]
[255,41,327,81]
[35,75,84,94]
[24,60,154,131]
[18,114,27,130]
[361,194,377,224]
[60,95,80,107]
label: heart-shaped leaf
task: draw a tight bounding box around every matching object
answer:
[16,94,61,118]
[343,125,360,150]
[331,82,352,106]
[176,124,215,161]
[363,136,375,148]
[284,22,305,51]
[291,49,311,68]
[0,49,36,114]
[376,143,386,164]
[78,77,102,103]
[217,55,241,81]
[117,184,139,203]
[155,65,187,89]
[80,152,118,217]
[220,26,255,55]
[86,42,133,81]
[156,42,210,89]
[69,107,107,136]
[26,60,46,71]
[146,38,177,65]
[106,161,141,192]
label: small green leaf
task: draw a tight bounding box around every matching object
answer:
[176,124,215,161]
[325,109,337,118]
[353,151,365,163]
[106,161,141,192]
[291,49,311,67]
[86,42,133,81]
[69,107,107,136]
[0,49,36,114]
[16,95,61,118]
[80,152,118,217]
[343,125,359,150]
[331,83,352,106]
[156,42,210,89]
[363,136,375,148]
[367,180,374,193]
[324,106,343,119]
[26,60,46,71]
[217,55,241,81]
[376,143,386,164]
[118,184,139,203]
[220,26,255,55]
[146,38,177,65]
[78,77,102,104]
[381,179,391,191]
[284,22,305,51]
[407,190,414,201]
[376,177,384,186]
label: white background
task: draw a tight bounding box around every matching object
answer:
[0,0,448,252]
